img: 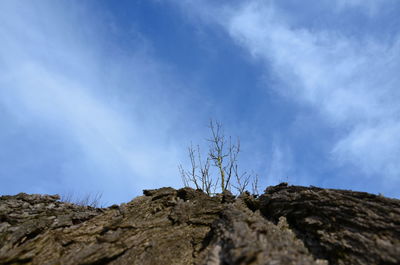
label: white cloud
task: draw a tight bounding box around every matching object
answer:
[333,121,400,181]
[225,1,400,183]
[0,1,191,203]
[168,0,400,185]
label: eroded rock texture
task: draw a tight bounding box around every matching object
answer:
[0,184,399,265]
[259,184,400,265]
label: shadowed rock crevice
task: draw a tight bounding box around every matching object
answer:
[0,185,399,265]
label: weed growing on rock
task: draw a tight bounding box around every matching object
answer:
[61,192,104,208]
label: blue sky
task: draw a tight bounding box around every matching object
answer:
[1,0,400,205]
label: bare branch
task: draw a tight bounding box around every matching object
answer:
[178,164,189,188]
[252,174,259,196]
[208,119,227,192]
[231,161,251,194]
[178,119,260,196]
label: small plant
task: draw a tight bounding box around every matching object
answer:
[179,120,259,195]
[61,192,104,208]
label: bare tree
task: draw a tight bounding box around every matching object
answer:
[208,120,228,192]
[197,146,214,195]
[179,144,218,195]
[179,144,200,189]
[179,119,259,195]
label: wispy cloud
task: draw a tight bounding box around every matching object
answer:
[226,1,400,181]
[0,1,193,203]
[2,0,399,201]
[168,0,400,190]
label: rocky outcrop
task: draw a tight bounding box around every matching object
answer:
[0,184,399,265]
[259,184,400,265]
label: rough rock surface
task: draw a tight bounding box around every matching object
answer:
[0,184,399,265]
[259,184,400,265]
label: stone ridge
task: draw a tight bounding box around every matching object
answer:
[0,185,399,265]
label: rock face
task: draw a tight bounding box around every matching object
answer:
[0,185,399,265]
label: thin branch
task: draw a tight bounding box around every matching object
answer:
[178,119,260,196]
[252,174,259,196]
